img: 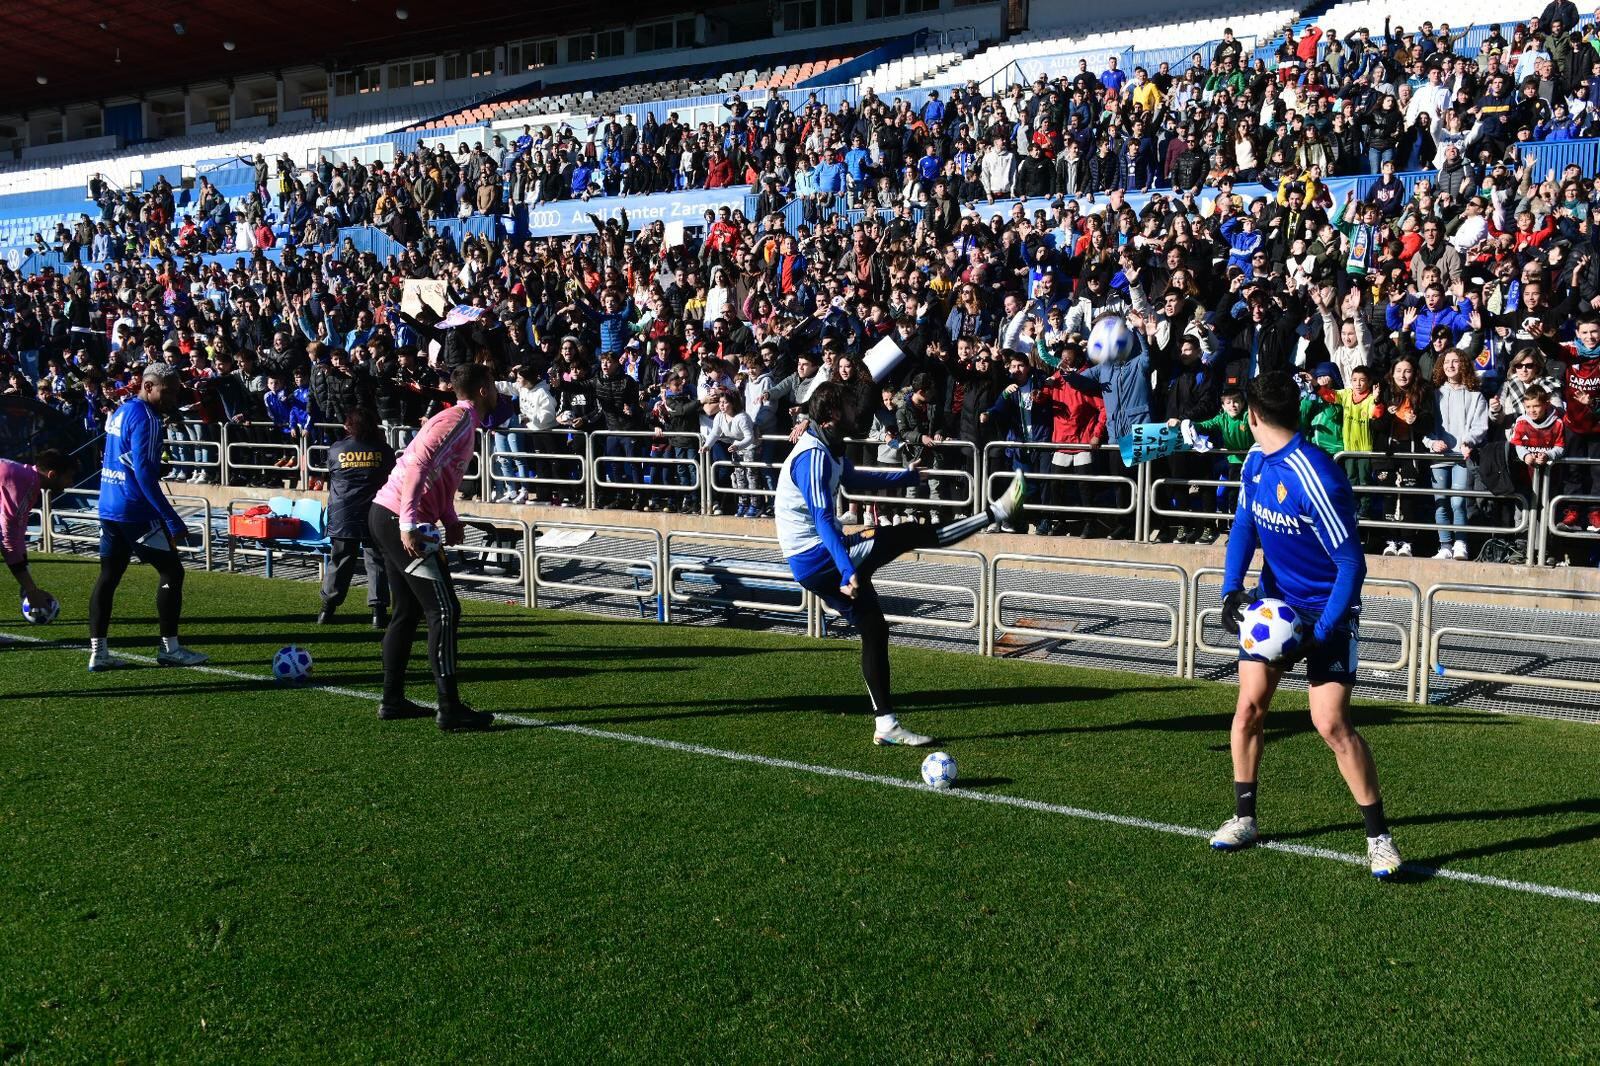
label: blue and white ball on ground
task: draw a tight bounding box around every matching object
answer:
[272,644,313,683]
[1238,597,1306,663]
[1086,313,1136,365]
[921,750,958,790]
[21,592,58,625]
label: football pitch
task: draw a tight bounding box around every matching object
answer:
[2,557,1598,1061]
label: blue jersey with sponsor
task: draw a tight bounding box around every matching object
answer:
[98,397,185,534]
[1222,434,1365,641]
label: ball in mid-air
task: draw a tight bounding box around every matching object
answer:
[1087,314,1136,365]
[21,593,58,625]
[1238,597,1305,663]
[920,750,958,790]
[272,645,313,683]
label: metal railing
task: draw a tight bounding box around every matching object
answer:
[1421,583,1600,706]
[448,514,531,602]
[814,546,990,653]
[988,554,1188,674]
[482,426,589,504]
[529,521,663,618]
[663,530,808,628]
[1333,449,1539,562]
[43,488,214,570]
[1187,568,1423,703]
[840,438,978,519]
[1539,457,1600,564]
[162,418,224,485]
[982,442,1145,539]
[1145,450,1253,536]
[589,430,703,513]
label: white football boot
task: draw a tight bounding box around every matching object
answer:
[873,722,933,747]
[87,647,132,673]
[1209,815,1259,851]
[1367,834,1403,879]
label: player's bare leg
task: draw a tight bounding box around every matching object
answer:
[1307,681,1379,805]
[1308,680,1400,876]
[1211,659,1277,851]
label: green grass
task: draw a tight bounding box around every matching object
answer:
[3,555,1600,1062]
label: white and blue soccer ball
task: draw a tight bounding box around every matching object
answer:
[272,644,314,683]
[1087,314,1136,365]
[1238,597,1306,663]
[20,592,59,625]
[921,750,958,790]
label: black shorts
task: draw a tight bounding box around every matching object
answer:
[1240,615,1359,685]
[99,518,177,562]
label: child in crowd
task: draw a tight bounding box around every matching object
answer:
[1299,362,1343,456]
[1335,365,1381,521]
[1186,386,1254,540]
[703,389,757,517]
[1507,384,1565,488]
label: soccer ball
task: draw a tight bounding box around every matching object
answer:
[20,593,58,625]
[1087,314,1136,365]
[920,750,958,790]
[272,645,313,683]
[1238,597,1306,663]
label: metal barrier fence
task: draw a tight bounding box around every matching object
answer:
[43,488,214,570]
[129,423,1598,568]
[589,430,703,513]
[529,521,664,618]
[484,426,590,505]
[1145,450,1252,537]
[31,504,1598,718]
[1539,457,1600,564]
[815,546,990,653]
[982,442,1146,539]
[840,438,978,520]
[1421,583,1600,712]
[1188,568,1423,704]
[1332,450,1539,563]
[162,419,224,485]
[664,530,807,629]
[988,554,1188,675]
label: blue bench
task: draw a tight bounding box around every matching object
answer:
[228,496,332,576]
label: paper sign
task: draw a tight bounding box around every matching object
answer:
[401,279,448,319]
[663,220,685,248]
[863,335,905,381]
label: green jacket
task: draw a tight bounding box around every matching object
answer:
[1193,409,1254,463]
[1300,391,1343,455]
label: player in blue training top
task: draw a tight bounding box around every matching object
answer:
[776,381,1025,747]
[1210,371,1401,879]
[89,362,209,672]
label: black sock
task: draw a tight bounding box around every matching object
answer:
[1359,799,1388,837]
[1234,780,1257,820]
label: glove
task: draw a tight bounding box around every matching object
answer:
[1220,588,1252,636]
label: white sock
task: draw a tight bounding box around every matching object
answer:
[874,714,898,733]
[90,638,106,655]
[160,636,181,653]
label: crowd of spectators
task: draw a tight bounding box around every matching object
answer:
[2,1,1599,565]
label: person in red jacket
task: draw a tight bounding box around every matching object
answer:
[1508,385,1566,491]
[1037,338,1107,536]
[1532,317,1600,532]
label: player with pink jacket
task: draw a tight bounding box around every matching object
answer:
[368,364,499,731]
[0,450,75,617]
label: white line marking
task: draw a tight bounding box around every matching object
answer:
[6,630,1600,906]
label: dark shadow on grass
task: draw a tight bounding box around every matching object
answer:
[1267,797,1600,838]
[954,777,1015,789]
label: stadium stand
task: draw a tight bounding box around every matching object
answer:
[408,40,888,130]
[2,0,1599,614]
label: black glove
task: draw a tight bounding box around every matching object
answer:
[1220,589,1252,636]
